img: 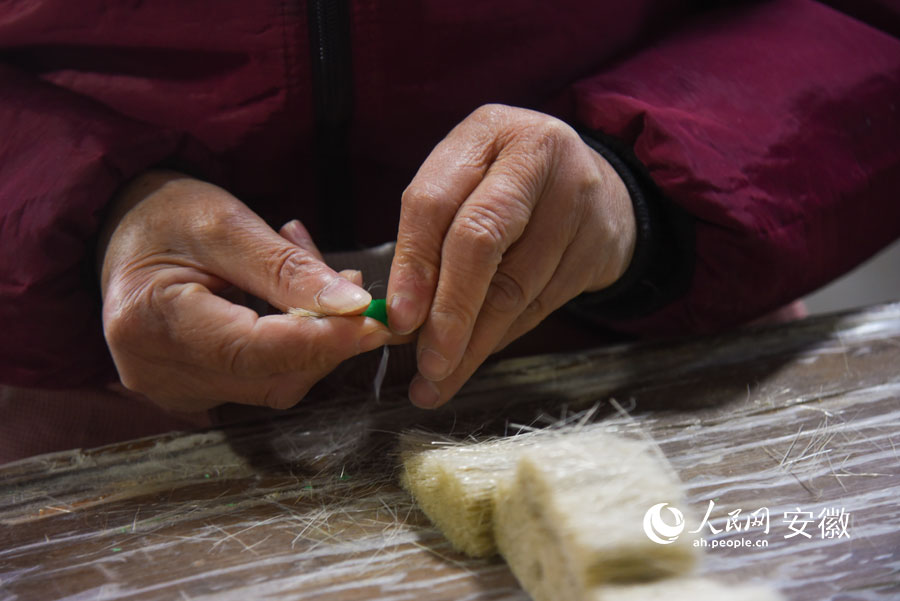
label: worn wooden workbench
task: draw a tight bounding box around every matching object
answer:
[1,303,899,600]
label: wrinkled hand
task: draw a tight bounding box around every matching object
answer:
[99,170,392,412]
[387,105,636,408]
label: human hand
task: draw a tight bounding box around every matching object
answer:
[387,105,636,408]
[98,170,392,412]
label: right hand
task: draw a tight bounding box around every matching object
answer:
[98,170,392,412]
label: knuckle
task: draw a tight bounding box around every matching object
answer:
[103,310,137,351]
[430,302,476,337]
[224,335,255,377]
[264,395,292,411]
[524,295,547,318]
[484,270,529,314]
[508,115,571,176]
[471,103,510,125]
[263,382,309,410]
[396,185,445,289]
[102,284,148,350]
[268,247,316,292]
[117,366,175,408]
[116,366,148,396]
[453,203,510,260]
[493,160,546,203]
[533,116,571,146]
[189,200,241,242]
[456,342,486,378]
[145,391,188,413]
[265,353,342,410]
[401,180,446,212]
[467,104,516,153]
[395,247,439,288]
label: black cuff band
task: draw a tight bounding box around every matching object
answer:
[569,130,695,323]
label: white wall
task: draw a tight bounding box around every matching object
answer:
[804,238,900,314]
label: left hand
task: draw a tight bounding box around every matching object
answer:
[386,104,637,408]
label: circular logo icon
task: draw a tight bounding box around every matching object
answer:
[643,502,685,545]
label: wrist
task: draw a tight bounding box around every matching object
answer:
[582,143,637,293]
[568,129,695,322]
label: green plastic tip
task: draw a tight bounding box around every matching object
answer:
[362,298,388,326]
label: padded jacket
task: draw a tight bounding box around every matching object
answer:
[1,0,899,388]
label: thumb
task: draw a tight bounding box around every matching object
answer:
[196,212,371,315]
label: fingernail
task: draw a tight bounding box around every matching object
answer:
[283,219,306,245]
[418,347,450,381]
[388,293,419,334]
[409,374,442,409]
[359,328,391,353]
[317,278,371,314]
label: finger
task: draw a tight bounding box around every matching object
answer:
[167,282,389,373]
[408,210,570,408]
[407,294,550,409]
[121,282,392,406]
[408,167,593,408]
[412,138,556,383]
[492,300,549,354]
[486,148,635,354]
[410,265,579,409]
[132,352,355,412]
[191,204,370,315]
[279,219,325,262]
[387,108,507,335]
[491,217,627,353]
[338,269,364,287]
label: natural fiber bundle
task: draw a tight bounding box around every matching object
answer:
[399,426,781,601]
[398,430,540,557]
[493,431,699,601]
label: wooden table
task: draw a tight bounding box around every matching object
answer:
[2,304,899,600]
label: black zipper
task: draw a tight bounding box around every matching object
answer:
[307,0,354,250]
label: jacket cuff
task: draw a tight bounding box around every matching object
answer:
[568,130,695,323]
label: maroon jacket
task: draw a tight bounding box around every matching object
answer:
[1,0,899,389]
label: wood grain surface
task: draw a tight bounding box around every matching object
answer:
[2,304,899,600]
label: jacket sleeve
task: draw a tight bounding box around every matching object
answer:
[568,0,900,336]
[0,64,214,387]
